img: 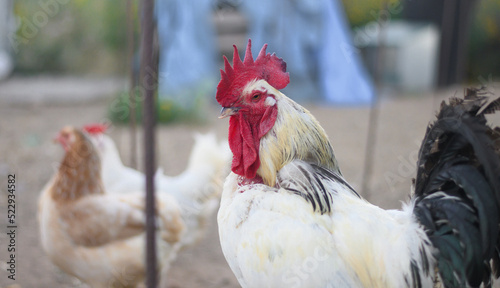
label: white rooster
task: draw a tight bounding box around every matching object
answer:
[216,40,500,288]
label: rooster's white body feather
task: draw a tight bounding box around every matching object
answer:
[218,161,436,288]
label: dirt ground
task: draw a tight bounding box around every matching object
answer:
[0,78,499,288]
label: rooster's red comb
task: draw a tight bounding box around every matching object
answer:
[216,39,290,107]
[83,123,108,135]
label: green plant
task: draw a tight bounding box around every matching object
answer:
[12,1,138,75]
[467,0,500,82]
[108,88,210,125]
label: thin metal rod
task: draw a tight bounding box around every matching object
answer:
[360,0,388,199]
[140,0,157,286]
[437,0,456,87]
[127,0,138,169]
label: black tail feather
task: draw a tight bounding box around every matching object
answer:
[413,87,500,288]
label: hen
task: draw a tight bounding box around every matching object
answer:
[216,40,500,288]
[38,126,185,288]
[84,125,231,247]
[82,124,146,195]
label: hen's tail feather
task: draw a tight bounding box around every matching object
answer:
[413,87,500,288]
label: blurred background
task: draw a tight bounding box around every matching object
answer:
[2,0,499,108]
[0,0,499,287]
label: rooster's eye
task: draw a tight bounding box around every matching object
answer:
[251,93,261,102]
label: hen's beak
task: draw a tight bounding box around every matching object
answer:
[53,133,63,144]
[218,107,240,119]
[53,132,70,151]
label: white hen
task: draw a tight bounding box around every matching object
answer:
[84,124,231,247]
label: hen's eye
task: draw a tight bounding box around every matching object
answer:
[251,93,261,101]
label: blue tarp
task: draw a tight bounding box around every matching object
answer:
[156,0,374,106]
[156,0,217,108]
[241,0,375,105]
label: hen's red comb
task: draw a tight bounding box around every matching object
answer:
[216,39,290,107]
[83,124,108,135]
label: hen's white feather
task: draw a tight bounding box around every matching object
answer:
[90,132,231,247]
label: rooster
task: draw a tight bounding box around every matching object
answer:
[84,124,231,247]
[216,40,500,288]
[38,126,185,288]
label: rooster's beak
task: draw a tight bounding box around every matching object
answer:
[218,107,240,119]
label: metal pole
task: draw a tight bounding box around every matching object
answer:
[360,0,388,199]
[437,0,456,87]
[127,0,138,169]
[140,0,157,286]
